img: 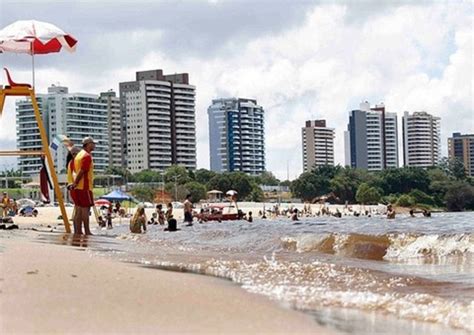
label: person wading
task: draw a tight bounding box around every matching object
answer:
[69,137,96,235]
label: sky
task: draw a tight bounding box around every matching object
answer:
[0,0,472,179]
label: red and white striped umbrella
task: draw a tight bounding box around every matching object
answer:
[95,199,111,207]
[0,20,77,87]
[0,20,77,54]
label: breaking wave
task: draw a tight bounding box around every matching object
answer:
[281,233,474,261]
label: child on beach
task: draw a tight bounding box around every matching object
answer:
[130,205,147,234]
[156,204,165,225]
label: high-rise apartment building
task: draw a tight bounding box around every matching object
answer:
[402,111,441,168]
[448,132,474,177]
[119,69,196,173]
[302,120,334,171]
[344,101,399,171]
[99,90,122,169]
[16,95,48,176]
[208,98,265,175]
[16,85,109,176]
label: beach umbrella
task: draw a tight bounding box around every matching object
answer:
[94,199,111,207]
[0,20,77,86]
[226,190,238,196]
[16,198,36,207]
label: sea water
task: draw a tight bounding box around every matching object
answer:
[43,211,474,334]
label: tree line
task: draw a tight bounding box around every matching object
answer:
[290,158,474,211]
[103,166,283,204]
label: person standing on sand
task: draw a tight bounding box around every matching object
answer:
[183,194,193,226]
[69,137,96,235]
[1,192,10,217]
[66,146,81,219]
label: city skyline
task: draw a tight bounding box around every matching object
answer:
[0,1,472,179]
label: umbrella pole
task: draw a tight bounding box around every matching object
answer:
[31,41,35,88]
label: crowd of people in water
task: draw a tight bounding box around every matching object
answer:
[122,199,433,234]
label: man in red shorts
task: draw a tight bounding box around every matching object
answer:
[70,137,96,235]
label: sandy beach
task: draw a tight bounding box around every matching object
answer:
[1,211,336,334]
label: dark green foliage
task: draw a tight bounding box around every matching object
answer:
[130,184,157,202]
[249,186,265,202]
[133,169,162,183]
[439,157,467,180]
[184,181,207,203]
[355,183,381,204]
[195,169,217,185]
[376,167,430,194]
[207,172,254,199]
[164,165,191,184]
[445,182,474,211]
[397,194,415,207]
[253,171,280,186]
[290,165,342,201]
[408,189,434,206]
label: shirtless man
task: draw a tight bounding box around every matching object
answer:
[183,194,193,226]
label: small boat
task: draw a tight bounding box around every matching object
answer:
[195,204,244,222]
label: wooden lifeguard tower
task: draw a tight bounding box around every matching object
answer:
[0,69,71,232]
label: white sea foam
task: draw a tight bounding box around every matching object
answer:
[385,233,474,260]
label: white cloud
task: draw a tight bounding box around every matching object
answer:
[1,2,472,178]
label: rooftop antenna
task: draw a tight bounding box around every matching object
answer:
[286,160,289,181]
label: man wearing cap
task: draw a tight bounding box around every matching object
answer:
[69,137,96,235]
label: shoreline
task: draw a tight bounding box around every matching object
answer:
[0,232,336,334]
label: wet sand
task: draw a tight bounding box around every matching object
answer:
[0,237,335,334]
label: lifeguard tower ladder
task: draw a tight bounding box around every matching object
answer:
[0,68,71,232]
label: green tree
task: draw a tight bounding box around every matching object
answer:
[133,169,162,183]
[408,189,434,206]
[195,169,217,185]
[397,194,415,207]
[184,181,207,203]
[130,184,156,202]
[330,167,371,203]
[291,165,341,201]
[427,168,453,206]
[280,180,291,187]
[228,172,254,199]
[439,157,467,180]
[377,167,430,195]
[207,174,233,194]
[445,182,474,211]
[355,183,381,204]
[164,165,191,184]
[207,172,254,200]
[249,185,264,202]
[254,171,280,186]
[291,172,317,201]
[164,182,189,201]
[105,167,132,182]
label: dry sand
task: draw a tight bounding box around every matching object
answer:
[1,213,337,334]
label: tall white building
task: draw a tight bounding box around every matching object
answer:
[120,70,196,173]
[344,102,399,171]
[208,98,265,175]
[16,95,48,176]
[16,85,109,176]
[302,120,335,172]
[403,111,441,168]
[99,90,123,169]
